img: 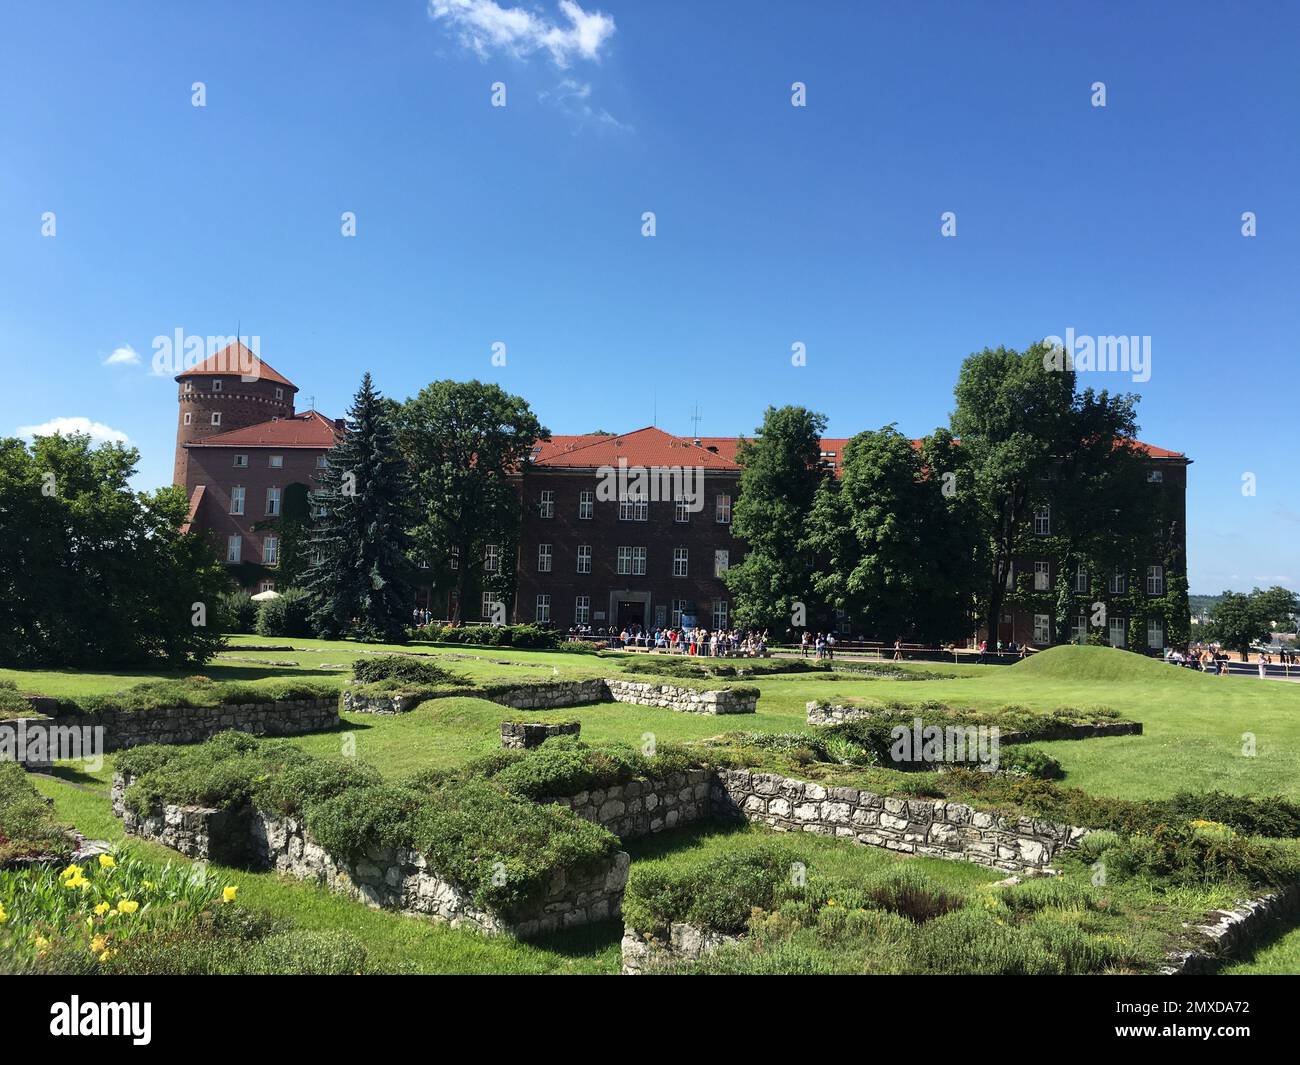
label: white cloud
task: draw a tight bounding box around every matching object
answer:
[18,417,130,445]
[103,344,141,367]
[540,77,632,132]
[428,0,615,67]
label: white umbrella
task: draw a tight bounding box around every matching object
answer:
[250,590,281,601]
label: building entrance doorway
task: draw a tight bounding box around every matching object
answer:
[617,600,645,628]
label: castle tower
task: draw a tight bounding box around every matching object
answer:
[173,341,299,487]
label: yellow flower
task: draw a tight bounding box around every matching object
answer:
[826,899,836,907]
[34,935,50,951]
[0,904,8,924]
[60,863,83,880]
[99,950,112,963]
[142,881,155,891]
[116,900,139,915]
[94,902,111,916]
[222,885,239,904]
[64,873,89,890]
[98,854,116,869]
[90,934,107,953]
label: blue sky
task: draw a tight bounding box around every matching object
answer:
[1,0,1297,594]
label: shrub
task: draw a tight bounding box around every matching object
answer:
[999,746,1064,780]
[465,737,701,800]
[217,590,258,634]
[999,877,1099,914]
[304,782,424,862]
[0,761,74,862]
[624,845,790,936]
[862,867,964,923]
[254,588,315,638]
[1102,824,1300,889]
[914,908,1062,975]
[0,683,32,719]
[411,623,562,649]
[350,656,461,688]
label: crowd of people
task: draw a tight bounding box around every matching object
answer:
[567,623,772,657]
[1165,642,1297,676]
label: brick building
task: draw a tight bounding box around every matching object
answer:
[172,343,339,591]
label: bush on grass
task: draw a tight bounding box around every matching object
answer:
[217,590,258,635]
[254,588,315,639]
[350,655,461,688]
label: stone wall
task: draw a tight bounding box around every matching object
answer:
[805,701,1142,742]
[341,690,427,715]
[542,769,713,839]
[500,720,581,749]
[712,769,1089,875]
[621,922,740,974]
[113,774,628,939]
[605,679,756,715]
[4,697,338,760]
[486,679,610,710]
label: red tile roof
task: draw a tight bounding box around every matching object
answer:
[187,410,340,449]
[175,342,298,390]
[531,427,741,470]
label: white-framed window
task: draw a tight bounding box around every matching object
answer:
[617,546,646,576]
[184,381,192,393]
[618,498,648,521]
[275,387,284,400]
[539,491,554,518]
[1147,617,1165,650]
[1109,569,1126,595]
[673,547,689,577]
[226,535,242,563]
[316,455,329,469]
[576,545,591,574]
[266,486,281,516]
[449,546,459,570]
[1070,614,1088,644]
[578,490,594,520]
[263,535,279,565]
[233,454,248,468]
[535,594,551,623]
[1033,614,1051,645]
[1034,506,1051,536]
[574,595,590,626]
[183,412,192,425]
[481,591,502,622]
[714,549,729,576]
[1108,617,1127,649]
[675,499,690,523]
[229,486,245,515]
[269,455,284,469]
[713,599,729,629]
[1073,563,1088,594]
[715,494,732,524]
[1033,561,1050,591]
[258,579,275,594]
[1146,565,1164,595]
[212,379,223,392]
[538,544,552,573]
[485,544,499,573]
[671,598,690,626]
[1148,469,1164,483]
[211,412,222,426]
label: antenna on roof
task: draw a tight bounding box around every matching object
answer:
[653,389,657,427]
[689,403,702,441]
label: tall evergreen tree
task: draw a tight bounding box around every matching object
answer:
[304,373,415,642]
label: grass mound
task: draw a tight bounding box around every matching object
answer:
[1011,645,1193,682]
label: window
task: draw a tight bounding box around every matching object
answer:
[1146,565,1164,595]
[1148,469,1164,483]
[481,591,502,622]
[484,544,499,573]
[211,412,222,426]
[673,548,689,577]
[449,546,459,570]
[265,486,281,516]
[576,545,591,574]
[617,546,646,576]
[1147,617,1165,650]
[618,498,648,521]
[275,387,284,400]
[715,494,732,524]
[1073,563,1088,594]
[1108,617,1127,649]
[539,491,554,518]
[183,412,192,425]
[226,535,242,563]
[1034,506,1051,536]
[714,549,730,576]
[538,544,552,573]
[258,579,275,594]
[269,455,284,469]
[1033,614,1051,645]
[233,454,248,468]
[1109,569,1126,595]
[184,381,192,393]
[713,599,729,629]
[263,535,279,565]
[1070,614,1088,644]
[1005,564,1014,591]
[229,486,245,515]
[578,490,594,520]
[535,594,551,623]
[574,595,591,626]
[212,379,223,392]
[1033,561,1050,591]
[316,455,329,469]
[675,499,690,524]
[671,598,690,626]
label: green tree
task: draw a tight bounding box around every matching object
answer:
[0,433,228,667]
[724,406,828,632]
[1204,591,1272,658]
[398,380,547,624]
[303,373,415,642]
